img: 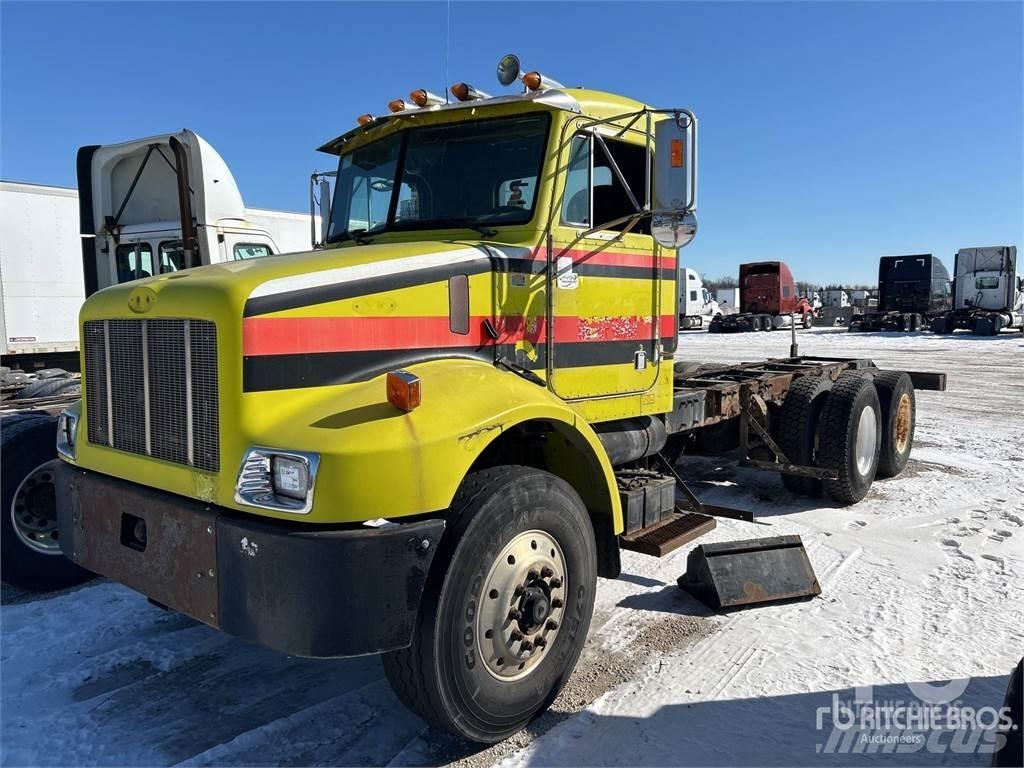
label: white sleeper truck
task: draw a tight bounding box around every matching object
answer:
[678,267,721,329]
[1,129,316,590]
[931,245,1023,335]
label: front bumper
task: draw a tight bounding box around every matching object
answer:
[55,464,444,658]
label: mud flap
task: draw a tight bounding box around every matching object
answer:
[678,535,821,609]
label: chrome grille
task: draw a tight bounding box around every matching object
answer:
[84,319,219,472]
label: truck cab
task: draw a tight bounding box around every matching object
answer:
[48,59,950,746]
[77,130,309,296]
[678,267,721,328]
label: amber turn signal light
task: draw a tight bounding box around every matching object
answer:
[387,370,422,411]
[356,113,374,126]
[388,99,409,113]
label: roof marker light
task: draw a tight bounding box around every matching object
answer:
[357,114,374,126]
[410,89,445,107]
[523,71,565,91]
[388,98,420,113]
[450,82,491,102]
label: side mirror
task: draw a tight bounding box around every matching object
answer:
[652,111,698,249]
[319,178,332,246]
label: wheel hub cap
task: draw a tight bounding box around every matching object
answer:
[894,393,911,454]
[477,530,566,682]
[11,459,62,555]
[855,406,878,476]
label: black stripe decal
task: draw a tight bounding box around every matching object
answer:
[242,337,676,392]
[244,257,674,317]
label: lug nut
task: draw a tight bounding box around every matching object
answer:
[541,566,553,578]
[552,598,563,608]
[549,577,562,588]
[527,569,539,580]
[534,636,547,648]
[508,609,522,621]
[520,640,534,652]
[546,619,559,631]
[510,629,524,641]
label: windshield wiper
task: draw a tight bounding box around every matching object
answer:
[428,218,498,239]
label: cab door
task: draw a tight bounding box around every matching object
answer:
[547,130,675,404]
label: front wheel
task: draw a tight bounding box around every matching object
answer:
[382,466,597,743]
[1,413,93,591]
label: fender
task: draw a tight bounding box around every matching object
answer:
[237,358,623,530]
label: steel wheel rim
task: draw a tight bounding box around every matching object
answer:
[476,529,566,682]
[855,406,878,476]
[894,393,911,454]
[11,459,62,555]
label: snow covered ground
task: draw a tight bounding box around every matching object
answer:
[2,328,1022,767]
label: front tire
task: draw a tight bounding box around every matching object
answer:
[1,413,93,591]
[382,466,597,743]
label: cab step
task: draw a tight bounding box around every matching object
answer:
[619,512,717,557]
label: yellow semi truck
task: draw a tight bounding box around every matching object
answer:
[53,56,943,742]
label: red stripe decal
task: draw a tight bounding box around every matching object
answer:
[243,314,676,357]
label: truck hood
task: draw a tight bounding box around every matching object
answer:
[85,239,521,317]
[79,238,539,392]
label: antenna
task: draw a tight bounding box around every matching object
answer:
[444,0,451,103]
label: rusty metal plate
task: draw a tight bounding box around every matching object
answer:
[66,470,220,626]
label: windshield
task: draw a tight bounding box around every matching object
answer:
[326,113,550,243]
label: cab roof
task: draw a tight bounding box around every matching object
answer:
[316,87,651,155]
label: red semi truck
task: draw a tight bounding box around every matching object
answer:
[709,261,814,332]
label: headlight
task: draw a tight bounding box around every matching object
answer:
[272,456,309,500]
[235,448,319,514]
[56,409,78,461]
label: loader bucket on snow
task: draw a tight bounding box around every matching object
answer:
[678,535,821,609]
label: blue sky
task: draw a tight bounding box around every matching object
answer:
[2,1,1021,284]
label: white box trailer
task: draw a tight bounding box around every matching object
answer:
[1,130,318,370]
[0,182,84,367]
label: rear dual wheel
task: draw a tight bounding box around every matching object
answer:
[383,466,596,743]
[777,371,915,503]
[817,372,881,504]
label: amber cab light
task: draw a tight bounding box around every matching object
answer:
[357,113,374,126]
[410,88,445,107]
[388,99,409,113]
[522,71,542,91]
[387,370,422,411]
[450,82,490,101]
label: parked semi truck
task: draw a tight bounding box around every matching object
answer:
[0,135,311,374]
[709,261,814,332]
[678,268,721,329]
[32,56,943,743]
[1,130,317,590]
[930,245,1022,335]
[849,254,951,332]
